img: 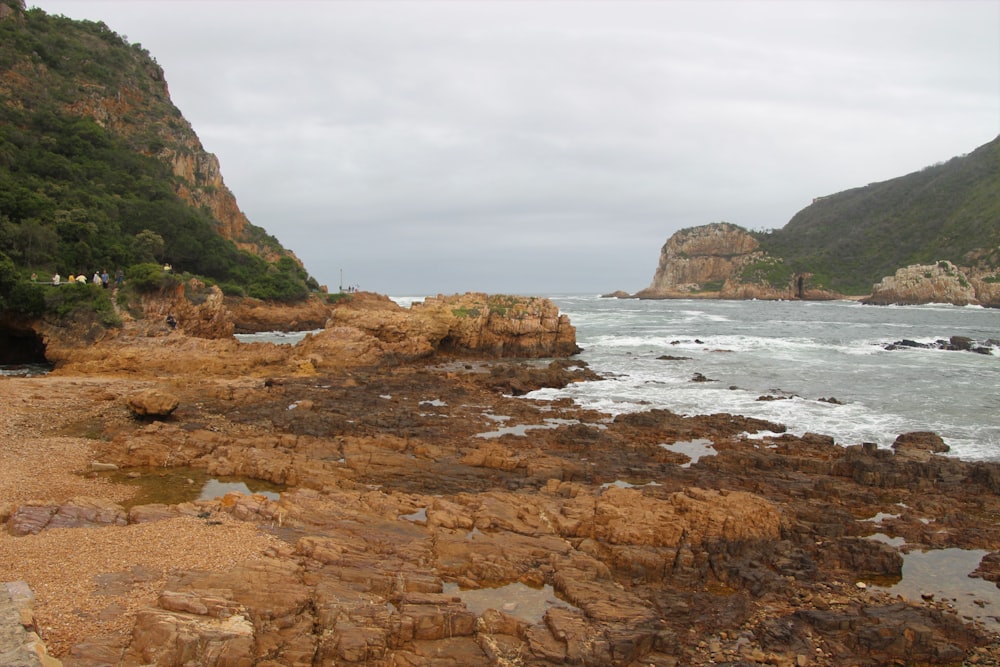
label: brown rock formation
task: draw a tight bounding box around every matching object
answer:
[298,292,581,368]
[31,291,577,377]
[125,389,179,418]
[636,223,763,298]
[6,297,1000,665]
[633,223,832,301]
[865,260,979,306]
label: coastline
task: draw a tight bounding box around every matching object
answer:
[3,295,1000,665]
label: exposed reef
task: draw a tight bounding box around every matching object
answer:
[3,293,1000,665]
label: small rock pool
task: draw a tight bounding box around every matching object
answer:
[98,466,284,508]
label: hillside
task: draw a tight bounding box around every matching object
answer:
[0,0,317,315]
[756,135,1000,294]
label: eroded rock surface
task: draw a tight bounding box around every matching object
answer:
[6,314,1000,665]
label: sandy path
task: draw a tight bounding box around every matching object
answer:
[0,375,284,657]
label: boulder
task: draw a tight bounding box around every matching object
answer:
[892,431,950,460]
[126,389,179,418]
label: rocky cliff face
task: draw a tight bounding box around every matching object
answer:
[1,0,292,267]
[639,223,759,295]
[634,223,800,300]
[66,65,285,264]
[865,261,1000,307]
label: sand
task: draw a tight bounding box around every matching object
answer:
[0,375,283,656]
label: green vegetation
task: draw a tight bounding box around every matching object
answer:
[486,294,520,317]
[738,257,792,290]
[0,2,316,322]
[755,136,1000,294]
[43,279,121,327]
[451,306,482,319]
[700,280,725,292]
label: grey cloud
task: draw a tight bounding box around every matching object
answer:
[34,0,1000,295]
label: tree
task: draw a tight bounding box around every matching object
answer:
[131,229,164,263]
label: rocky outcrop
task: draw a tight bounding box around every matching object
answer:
[34,292,578,375]
[865,260,982,306]
[226,295,336,333]
[635,223,763,298]
[971,271,1000,307]
[297,293,581,368]
[409,293,580,358]
[633,223,839,300]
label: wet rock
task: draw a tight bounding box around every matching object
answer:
[893,431,950,459]
[37,326,1000,664]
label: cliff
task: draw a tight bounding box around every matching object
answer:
[635,223,759,297]
[0,1,314,306]
[0,0,283,263]
[631,135,999,305]
[633,223,839,301]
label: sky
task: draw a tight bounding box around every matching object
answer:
[32,1,1000,296]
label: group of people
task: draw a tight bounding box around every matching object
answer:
[50,268,124,288]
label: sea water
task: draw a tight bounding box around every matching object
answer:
[247,295,999,462]
[393,295,999,461]
[534,296,1000,462]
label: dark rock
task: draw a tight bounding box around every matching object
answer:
[950,335,974,350]
[893,431,950,455]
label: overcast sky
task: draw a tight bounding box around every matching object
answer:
[33,1,1000,296]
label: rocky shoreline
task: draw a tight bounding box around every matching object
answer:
[3,292,1000,666]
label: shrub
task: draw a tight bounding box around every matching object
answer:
[44,281,120,327]
[738,258,792,289]
[126,262,181,293]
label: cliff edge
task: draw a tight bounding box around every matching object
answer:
[633,223,839,301]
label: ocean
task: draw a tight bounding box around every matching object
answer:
[233,294,999,463]
[532,296,1000,462]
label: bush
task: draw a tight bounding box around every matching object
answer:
[44,281,120,327]
[7,281,46,315]
[738,258,792,289]
[126,262,181,293]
